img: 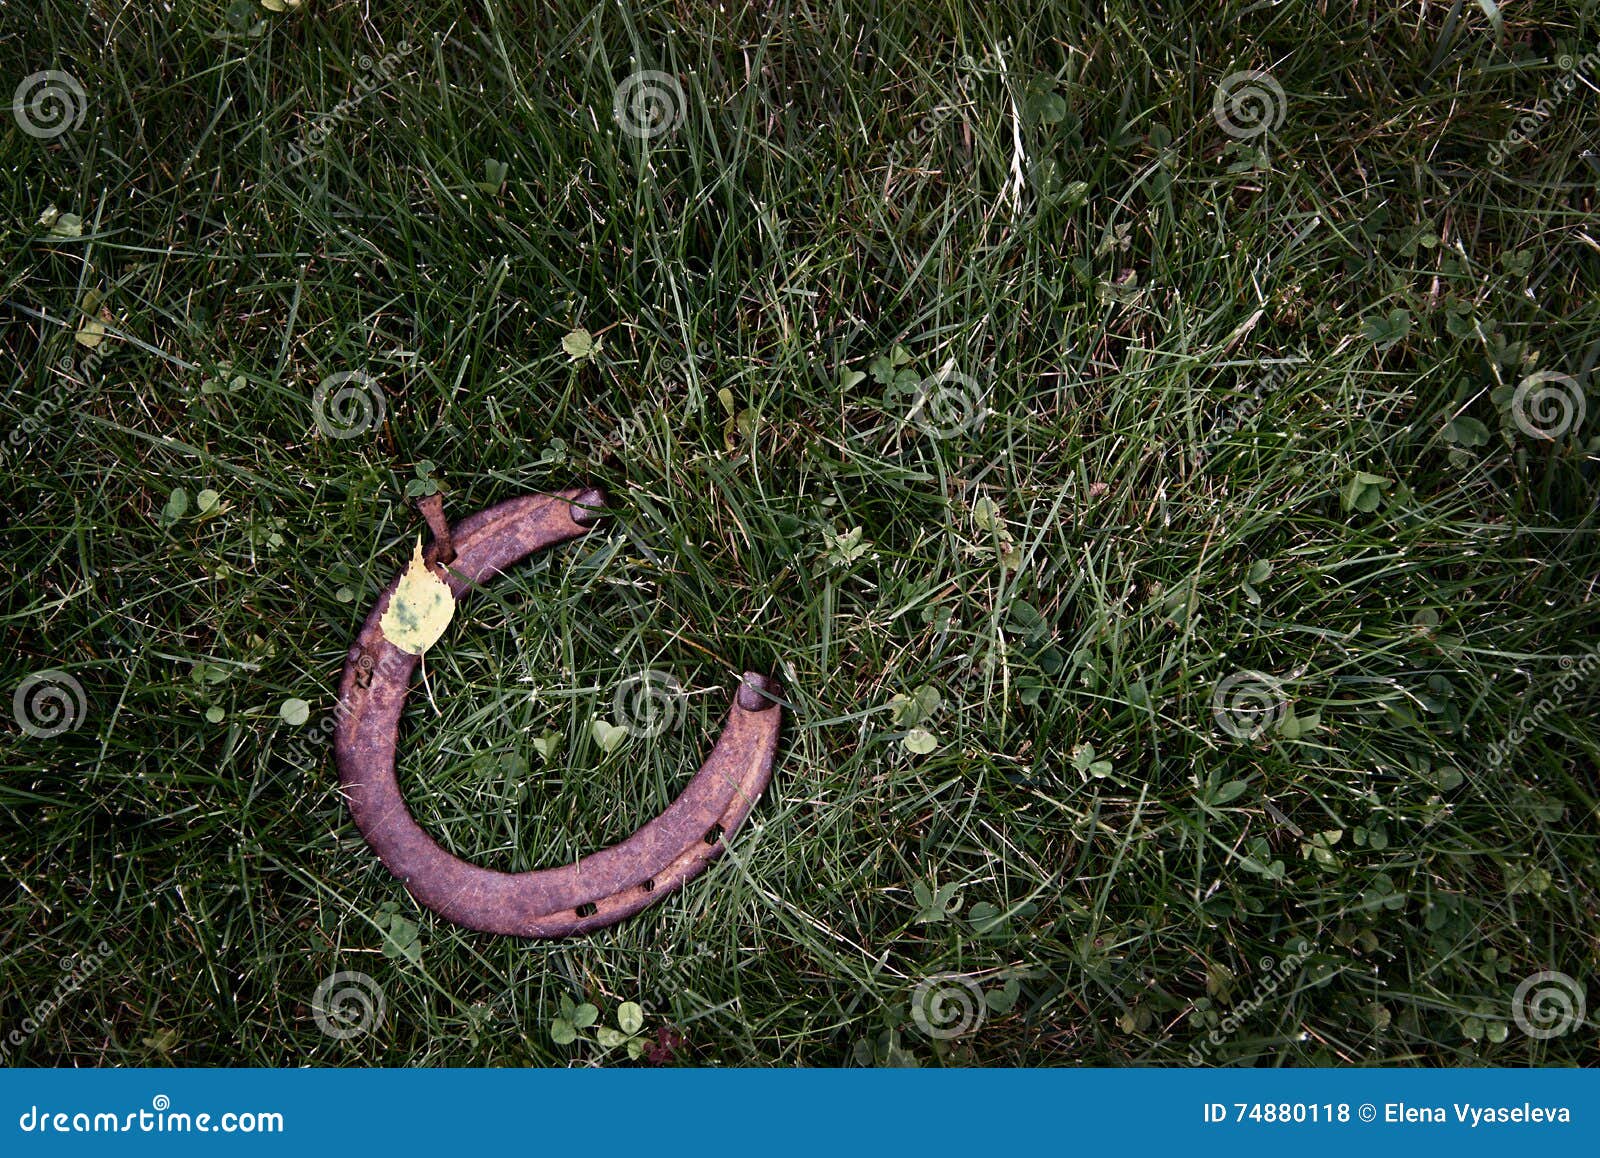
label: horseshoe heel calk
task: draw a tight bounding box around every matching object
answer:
[333,488,784,938]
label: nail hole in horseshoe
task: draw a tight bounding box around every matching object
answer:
[575,902,598,919]
[704,823,725,845]
[639,878,655,892]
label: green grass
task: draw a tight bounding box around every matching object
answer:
[2,0,1598,1067]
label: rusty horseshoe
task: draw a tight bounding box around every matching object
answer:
[333,487,783,938]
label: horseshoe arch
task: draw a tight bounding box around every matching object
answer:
[333,487,782,937]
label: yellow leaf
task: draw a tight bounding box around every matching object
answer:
[76,289,105,348]
[379,540,456,655]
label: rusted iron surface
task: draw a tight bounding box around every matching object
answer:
[333,487,783,937]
